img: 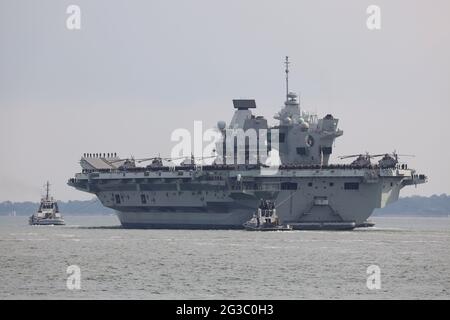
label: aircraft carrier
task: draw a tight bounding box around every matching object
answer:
[68,58,427,229]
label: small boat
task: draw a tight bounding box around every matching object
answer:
[29,181,65,226]
[243,200,292,231]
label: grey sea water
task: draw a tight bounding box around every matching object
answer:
[0,215,449,299]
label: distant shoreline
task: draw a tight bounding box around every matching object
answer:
[1,194,449,217]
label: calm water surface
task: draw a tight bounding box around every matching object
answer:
[0,215,449,299]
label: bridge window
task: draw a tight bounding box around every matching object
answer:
[141,194,147,204]
[344,182,359,190]
[115,194,121,204]
[296,147,307,155]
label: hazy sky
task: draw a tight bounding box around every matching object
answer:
[1,0,449,201]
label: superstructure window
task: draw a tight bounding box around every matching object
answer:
[141,194,147,204]
[115,194,121,204]
[296,147,307,155]
[279,133,285,143]
[281,182,298,190]
[322,147,332,155]
[344,182,359,190]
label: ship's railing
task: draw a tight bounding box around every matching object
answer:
[75,162,406,176]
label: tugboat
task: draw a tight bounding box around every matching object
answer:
[29,181,65,226]
[243,200,292,231]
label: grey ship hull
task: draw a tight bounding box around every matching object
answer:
[68,165,426,230]
[116,210,251,229]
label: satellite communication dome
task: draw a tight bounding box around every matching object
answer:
[300,121,310,129]
[287,92,297,99]
[217,120,226,130]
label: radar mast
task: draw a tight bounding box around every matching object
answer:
[284,56,290,101]
[45,181,50,200]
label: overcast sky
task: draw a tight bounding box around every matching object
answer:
[1,0,449,201]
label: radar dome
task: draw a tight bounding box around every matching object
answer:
[287,92,297,99]
[300,120,309,130]
[217,121,226,130]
